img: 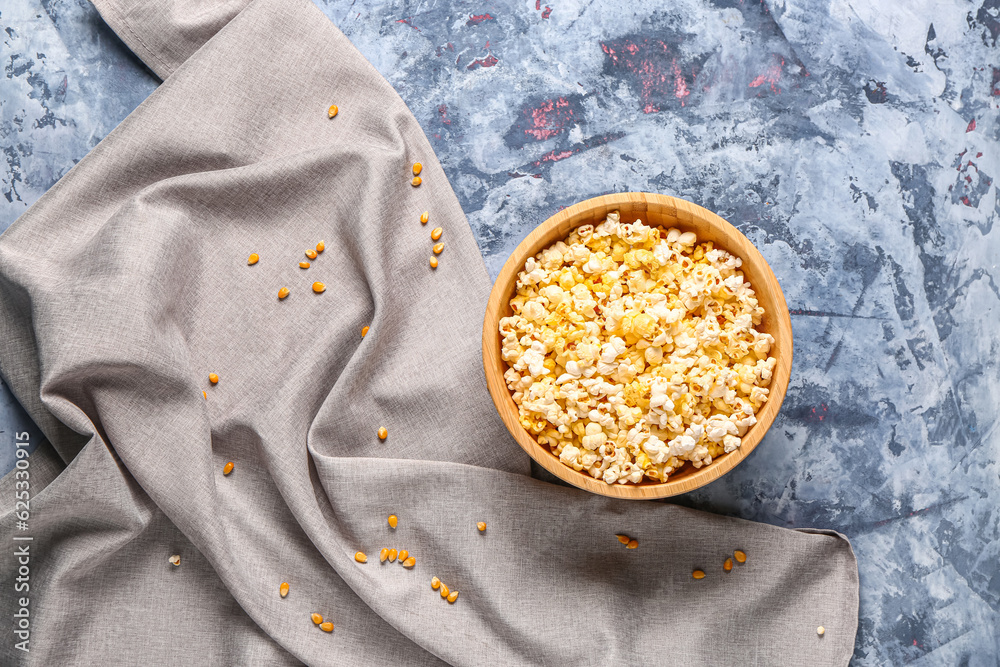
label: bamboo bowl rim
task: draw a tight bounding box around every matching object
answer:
[482,192,793,499]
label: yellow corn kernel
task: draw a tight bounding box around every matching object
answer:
[439,584,449,598]
[312,282,326,293]
[320,621,334,632]
[327,105,338,118]
[209,373,219,384]
[402,556,415,568]
[388,549,397,562]
[379,548,389,562]
[477,522,487,532]
[734,550,747,564]
[411,176,422,187]
[626,539,638,550]
[223,462,234,476]
[432,242,444,254]
[388,514,398,528]
[817,626,825,636]
[412,163,423,176]
[354,551,367,563]
[316,241,325,253]
[168,555,180,566]
[615,534,629,545]
[299,261,310,269]
[279,582,289,598]
[362,326,370,337]
[431,227,443,241]
[398,549,409,562]
[431,577,441,590]
[278,287,289,300]
[305,248,318,260]
[724,558,733,572]
[378,427,388,441]
[430,257,438,269]
[420,211,429,224]
[311,613,323,625]
[692,570,706,580]
[202,391,207,400]
[447,590,458,603]
[247,253,259,265]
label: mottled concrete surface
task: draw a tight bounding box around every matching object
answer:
[2,0,998,663]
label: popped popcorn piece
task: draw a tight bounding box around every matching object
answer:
[498,212,775,484]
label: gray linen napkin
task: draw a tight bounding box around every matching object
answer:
[0,0,859,664]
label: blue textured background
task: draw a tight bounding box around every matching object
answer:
[2,0,998,663]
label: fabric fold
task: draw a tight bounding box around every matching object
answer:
[0,0,859,664]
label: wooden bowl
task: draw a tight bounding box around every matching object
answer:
[482,193,793,499]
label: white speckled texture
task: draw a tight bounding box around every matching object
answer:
[2,0,998,663]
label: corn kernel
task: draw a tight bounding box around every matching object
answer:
[723,558,733,572]
[430,257,438,269]
[305,248,318,260]
[420,211,429,224]
[413,163,423,176]
[202,391,207,400]
[327,105,338,118]
[433,243,444,255]
[168,555,180,566]
[402,556,415,568]
[311,613,323,625]
[388,549,397,562]
[209,373,219,384]
[316,241,325,253]
[817,626,825,636]
[223,462,234,476]
[626,539,638,549]
[431,577,441,590]
[278,287,289,300]
[431,227,443,241]
[388,514,397,528]
[320,621,334,632]
[280,582,289,598]
[355,551,367,563]
[734,550,747,564]
[380,548,389,562]
[247,253,259,265]
[362,326,370,337]
[439,584,449,598]
[299,261,310,269]
[616,534,629,545]
[398,549,408,562]
[378,427,388,440]
[411,176,422,187]
[477,522,487,532]
[447,590,458,603]
[312,282,326,293]
[692,570,706,580]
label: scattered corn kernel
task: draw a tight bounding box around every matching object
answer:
[280,582,289,598]
[402,556,415,568]
[420,211,429,224]
[209,373,219,384]
[378,427,388,441]
[430,257,438,269]
[477,522,487,532]
[362,326,369,337]
[432,243,444,254]
[724,558,733,572]
[616,534,630,545]
[168,554,180,566]
[388,514,398,528]
[311,613,323,625]
[447,590,458,603]
[412,162,422,176]
[388,549,397,562]
[626,539,638,549]
[328,105,338,118]
[223,462,234,475]
[817,626,825,636]
[299,261,310,269]
[431,227,443,241]
[398,549,409,562]
[203,391,207,400]
[320,622,334,632]
[692,570,706,580]
[312,282,326,293]
[411,176,422,187]
[439,584,449,598]
[278,287,289,300]
[431,577,441,590]
[734,550,747,564]
[305,248,318,260]
[355,551,367,563]
[316,241,325,253]
[248,253,259,265]
[380,548,389,562]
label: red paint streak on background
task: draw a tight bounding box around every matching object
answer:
[524,97,574,140]
[467,13,494,25]
[438,104,452,125]
[749,56,785,93]
[966,118,976,132]
[541,6,552,18]
[396,17,420,31]
[600,38,697,113]
[535,0,540,9]
[992,68,1000,96]
[468,54,499,70]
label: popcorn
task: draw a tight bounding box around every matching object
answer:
[499,212,775,484]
